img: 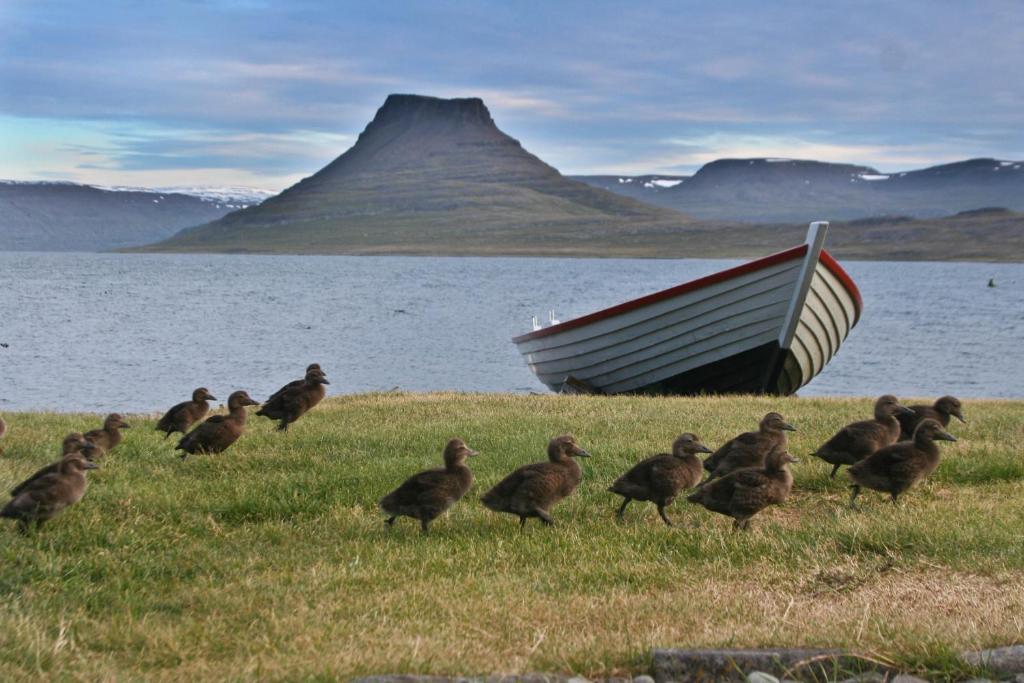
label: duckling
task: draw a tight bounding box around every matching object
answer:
[897,395,966,440]
[84,413,131,452]
[703,412,795,479]
[176,390,259,459]
[379,438,479,533]
[847,418,956,509]
[9,433,95,498]
[156,387,217,439]
[256,368,329,431]
[481,434,591,527]
[2,455,97,533]
[687,446,798,531]
[266,364,324,403]
[608,433,711,526]
[813,395,914,478]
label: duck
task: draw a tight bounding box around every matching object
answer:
[897,395,966,440]
[608,433,711,526]
[156,388,217,439]
[2,455,97,533]
[687,446,798,531]
[176,390,259,459]
[379,438,480,533]
[703,412,795,479]
[84,413,131,453]
[256,368,329,431]
[481,434,591,528]
[266,363,324,404]
[847,418,957,509]
[9,433,96,498]
[813,395,914,478]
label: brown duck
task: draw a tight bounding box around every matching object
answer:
[2,455,97,532]
[84,413,131,453]
[687,446,798,531]
[703,412,795,480]
[813,395,914,478]
[176,390,259,459]
[379,438,479,533]
[848,418,956,509]
[9,433,96,498]
[897,395,966,440]
[481,434,591,527]
[609,433,711,526]
[266,364,324,404]
[256,368,329,431]
[156,387,217,438]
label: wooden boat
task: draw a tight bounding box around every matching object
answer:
[512,222,862,396]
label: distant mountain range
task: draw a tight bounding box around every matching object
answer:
[0,181,272,251]
[573,157,1024,222]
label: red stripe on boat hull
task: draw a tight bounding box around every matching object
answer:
[818,249,863,324]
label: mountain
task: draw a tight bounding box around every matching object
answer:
[0,181,269,251]
[140,94,691,253]
[574,158,1024,222]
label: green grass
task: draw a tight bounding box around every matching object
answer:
[1,393,1023,680]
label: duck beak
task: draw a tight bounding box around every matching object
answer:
[955,412,967,423]
[696,444,713,454]
[120,423,132,429]
[207,395,217,401]
[467,449,480,457]
[83,440,97,449]
[321,379,330,384]
[936,430,957,442]
[781,422,797,431]
[84,461,99,470]
[788,455,801,463]
[575,448,592,458]
[898,406,916,416]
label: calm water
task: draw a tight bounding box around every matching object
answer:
[0,252,1021,413]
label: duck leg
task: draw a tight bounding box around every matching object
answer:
[616,498,630,519]
[384,516,396,528]
[657,504,673,527]
[277,419,289,432]
[518,515,527,529]
[420,518,430,534]
[890,493,900,505]
[848,485,861,510]
[829,463,841,479]
[537,509,554,526]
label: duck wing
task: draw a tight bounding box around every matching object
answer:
[9,461,62,497]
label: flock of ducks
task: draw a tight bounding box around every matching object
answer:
[0,380,966,534]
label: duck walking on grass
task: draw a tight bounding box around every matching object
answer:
[2,455,97,533]
[813,394,914,479]
[176,390,259,459]
[84,413,131,453]
[847,418,957,509]
[897,395,966,440]
[687,446,798,531]
[256,368,329,431]
[379,438,479,534]
[8,433,96,498]
[703,412,795,480]
[481,434,590,528]
[609,433,711,526]
[156,387,217,439]
[265,363,324,404]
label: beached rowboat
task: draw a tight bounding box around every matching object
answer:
[512,222,862,395]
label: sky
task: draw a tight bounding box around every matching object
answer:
[1,0,1022,191]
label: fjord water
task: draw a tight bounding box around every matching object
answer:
[0,252,1020,413]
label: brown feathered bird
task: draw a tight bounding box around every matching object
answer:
[687,446,798,531]
[897,395,966,440]
[256,368,329,431]
[156,387,217,438]
[609,433,711,526]
[481,434,591,528]
[813,395,914,478]
[84,413,131,453]
[847,418,957,509]
[265,364,324,404]
[176,390,258,459]
[379,438,479,533]
[9,433,96,498]
[703,412,795,480]
[3,455,97,532]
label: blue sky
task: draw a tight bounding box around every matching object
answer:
[1,1,1022,190]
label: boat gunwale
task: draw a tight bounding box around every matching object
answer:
[512,243,809,343]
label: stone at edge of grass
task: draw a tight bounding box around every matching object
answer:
[960,646,1024,676]
[651,648,893,683]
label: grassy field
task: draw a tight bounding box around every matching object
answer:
[1,393,1023,680]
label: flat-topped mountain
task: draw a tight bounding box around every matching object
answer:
[143,94,691,253]
[575,157,1024,222]
[0,182,263,251]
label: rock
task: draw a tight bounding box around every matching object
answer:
[746,673,780,683]
[961,646,1024,676]
[651,648,891,682]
